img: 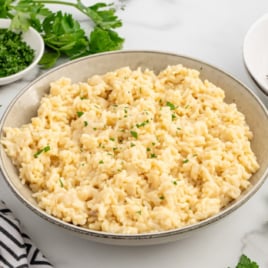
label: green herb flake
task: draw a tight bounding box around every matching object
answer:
[77,111,84,117]
[34,145,50,158]
[136,120,149,128]
[84,121,88,127]
[146,147,151,152]
[130,142,136,147]
[43,145,50,152]
[136,210,142,215]
[171,114,176,121]
[166,101,176,110]
[150,153,157,158]
[99,160,104,164]
[173,180,177,185]
[130,131,138,139]
[59,178,64,188]
[93,127,97,131]
[109,138,115,141]
[159,195,165,200]
[183,159,189,164]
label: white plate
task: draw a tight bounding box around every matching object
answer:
[243,13,268,96]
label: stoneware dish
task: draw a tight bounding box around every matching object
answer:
[1,51,268,246]
[0,18,44,86]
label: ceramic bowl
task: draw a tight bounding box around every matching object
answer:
[0,18,44,86]
[1,51,268,245]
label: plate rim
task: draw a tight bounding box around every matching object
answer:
[243,13,268,96]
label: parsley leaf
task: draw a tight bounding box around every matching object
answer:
[0,0,124,68]
[235,255,259,268]
[89,27,124,53]
[84,3,122,30]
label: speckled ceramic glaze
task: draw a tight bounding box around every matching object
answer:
[1,51,268,245]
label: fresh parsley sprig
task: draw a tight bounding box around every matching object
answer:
[232,254,259,268]
[0,0,124,68]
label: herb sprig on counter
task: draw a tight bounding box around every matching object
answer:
[0,0,124,68]
[231,254,259,268]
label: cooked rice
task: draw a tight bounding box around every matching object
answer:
[1,65,259,234]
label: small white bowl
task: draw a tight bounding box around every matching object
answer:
[0,19,44,86]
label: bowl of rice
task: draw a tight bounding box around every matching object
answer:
[0,51,268,245]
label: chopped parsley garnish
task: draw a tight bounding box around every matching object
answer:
[150,153,157,158]
[166,101,176,110]
[130,131,138,139]
[59,178,64,187]
[130,142,136,147]
[171,114,176,121]
[84,121,88,127]
[109,138,115,141]
[159,195,165,200]
[146,147,151,152]
[136,210,142,215]
[77,111,84,117]
[183,159,189,164]
[0,29,35,77]
[99,160,104,164]
[34,145,50,158]
[173,180,177,185]
[136,120,149,128]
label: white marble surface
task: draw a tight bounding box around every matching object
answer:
[1,0,268,267]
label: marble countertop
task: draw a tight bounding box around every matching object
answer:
[1,0,268,267]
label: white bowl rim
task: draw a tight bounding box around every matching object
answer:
[243,13,268,97]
